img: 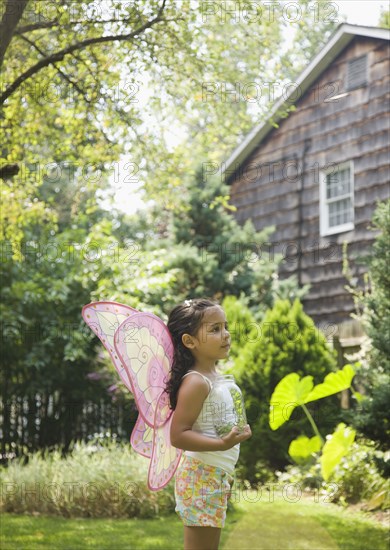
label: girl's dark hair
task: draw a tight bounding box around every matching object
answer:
[165,298,218,410]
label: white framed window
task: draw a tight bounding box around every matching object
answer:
[320,161,354,236]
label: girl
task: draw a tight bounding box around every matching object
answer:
[166,298,252,550]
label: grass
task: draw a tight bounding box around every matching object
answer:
[1,492,388,550]
[223,493,389,550]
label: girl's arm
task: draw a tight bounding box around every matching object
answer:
[170,375,251,451]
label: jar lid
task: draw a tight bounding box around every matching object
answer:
[214,374,235,382]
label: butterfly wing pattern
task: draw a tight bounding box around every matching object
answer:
[114,312,182,490]
[82,302,181,491]
[81,301,137,392]
[81,302,153,458]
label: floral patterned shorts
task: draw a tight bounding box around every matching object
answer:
[174,455,235,528]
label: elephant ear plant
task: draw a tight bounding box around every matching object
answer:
[269,364,359,480]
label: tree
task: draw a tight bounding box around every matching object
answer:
[378,8,390,28]
[365,201,390,377]
[170,166,278,302]
[0,162,137,457]
[343,200,390,448]
[0,0,341,456]
[1,0,338,203]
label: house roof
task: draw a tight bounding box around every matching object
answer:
[223,24,390,180]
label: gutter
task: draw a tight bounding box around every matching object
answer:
[297,138,312,286]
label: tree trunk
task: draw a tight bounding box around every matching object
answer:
[0,0,29,72]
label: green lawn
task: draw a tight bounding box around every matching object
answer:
[1,493,388,549]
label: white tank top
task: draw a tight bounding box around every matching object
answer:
[181,370,240,475]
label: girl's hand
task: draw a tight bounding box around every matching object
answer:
[219,424,252,450]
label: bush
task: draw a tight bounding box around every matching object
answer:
[235,459,276,486]
[0,435,175,518]
[347,200,390,448]
[365,200,390,378]
[222,294,258,359]
[233,298,339,476]
[327,439,390,509]
[275,438,390,510]
[344,379,390,453]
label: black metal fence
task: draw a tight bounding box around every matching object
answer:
[1,392,136,461]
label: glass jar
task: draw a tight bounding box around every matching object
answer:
[212,374,247,437]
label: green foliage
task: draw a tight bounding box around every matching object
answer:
[320,423,356,481]
[269,364,356,430]
[344,381,390,449]
[365,200,390,377]
[378,9,390,28]
[0,169,138,456]
[104,167,297,319]
[221,295,257,359]
[325,439,390,509]
[288,435,322,464]
[0,436,175,518]
[234,298,338,477]
[341,200,390,448]
[269,365,357,481]
[268,363,387,504]
[171,168,279,303]
[1,0,338,213]
[236,298,336,397]
[1,0,340,461]
[276,438,390,511]
[269,373,316,431]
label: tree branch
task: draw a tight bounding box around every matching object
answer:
[15,17,143,35]
[0,163,20,179]
[12,0,169,34]
[15,19,62,34]
[0,0,30,72]
[18,34,92,104]
[1,8,168,105]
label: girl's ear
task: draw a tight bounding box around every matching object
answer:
[181,333,196,349]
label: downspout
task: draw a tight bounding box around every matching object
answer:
[297,138,312,286]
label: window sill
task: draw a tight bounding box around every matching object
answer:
[320,222,354,237]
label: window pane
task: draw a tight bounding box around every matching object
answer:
[329,198,353,227]
[326,168,350,199]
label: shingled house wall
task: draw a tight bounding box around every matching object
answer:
[228,36,389,329]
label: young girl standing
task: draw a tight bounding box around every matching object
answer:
[166,298,252,550]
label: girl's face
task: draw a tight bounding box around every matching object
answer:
[188,306,231,361]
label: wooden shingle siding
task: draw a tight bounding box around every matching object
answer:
[228,33,390,327]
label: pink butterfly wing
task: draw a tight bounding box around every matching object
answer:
[148,391,182,491]
[82,302,153,458]
[114,313,174,427]
[131,415,153,458]
[82,301,138,392]
[114,312,181,490]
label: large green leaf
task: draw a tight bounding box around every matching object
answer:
[288,435,322,464]
[320,423,356,481]
[304,364,355,403]
[269,373,314,430]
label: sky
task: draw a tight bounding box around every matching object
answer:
[107,0,388,215]
[336,1,387,25]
